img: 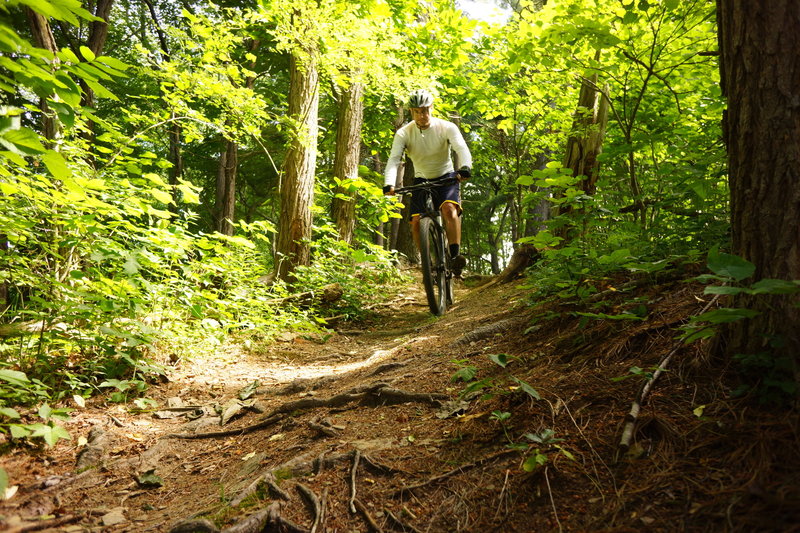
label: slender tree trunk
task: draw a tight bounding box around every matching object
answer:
[275,53,319,282]
[215,138,237,236]
[331,78,364,244]
[716,1,800,373]
[395,158,417,263]
[26,9,59,141]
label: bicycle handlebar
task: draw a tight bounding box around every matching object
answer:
[394,174,459,195]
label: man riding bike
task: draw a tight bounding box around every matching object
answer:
[383,89,473,278]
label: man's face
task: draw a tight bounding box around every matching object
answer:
[410,106,432,130]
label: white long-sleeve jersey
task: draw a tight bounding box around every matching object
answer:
[383,116,472,187]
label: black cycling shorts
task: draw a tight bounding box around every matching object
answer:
[409,172,462,219]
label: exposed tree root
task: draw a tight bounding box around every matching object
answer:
[349,449,361,513]
[230,472,290,508]
[167,383,445,439]
[450,317,524,347]
[221,502,308,533]
[394,449,518,496]
[5,514,80,533]
[297,483,324,533]
[354,498,384,532]
[385,508,423,533]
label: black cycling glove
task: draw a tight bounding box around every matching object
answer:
[383,185,394,194]
[457,166,472,179]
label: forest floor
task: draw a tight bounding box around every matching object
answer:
[1,265,799,533]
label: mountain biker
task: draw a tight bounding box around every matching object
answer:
[383,89,473,278]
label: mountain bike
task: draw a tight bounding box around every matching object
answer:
[395,175,457,316]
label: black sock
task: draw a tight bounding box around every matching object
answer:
[449,244,460,259]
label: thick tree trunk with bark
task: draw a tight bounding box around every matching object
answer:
[275,53,319,282]
[331,79,364,244]
[716,1,800,372]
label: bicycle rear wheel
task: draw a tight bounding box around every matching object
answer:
[419,217,447,315]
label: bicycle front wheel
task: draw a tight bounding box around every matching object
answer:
[419,217,447,316]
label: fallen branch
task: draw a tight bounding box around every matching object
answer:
[616,295,720,462]
[394,449,517,495]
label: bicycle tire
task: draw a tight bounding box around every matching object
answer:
[419,217,447,316]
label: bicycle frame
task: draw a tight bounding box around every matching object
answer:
[394,175,457,315]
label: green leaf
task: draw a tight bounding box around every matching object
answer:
[0,407,20,419]
[79,45,96,61]
[42,150,72,180]
[0,369,30,387]
[703,286,747,296]
[38,403,52,420]
[451,366,477,383]
[511,377,541,400]
[0,128,46,155]
[488,353,509,368]
[9,424,31,439]
[750,279,800,295]
[522,451,548,472]
[707,249,755,281]
[30,423,71,447]
[695,308,760,324]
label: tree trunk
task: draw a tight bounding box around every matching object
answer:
[555,74,609,238]
[26,8,59,141]
[275,53,319,282]
[716,1,800,375]
[331,78,364,245]
[395,158,417,263]
[215,138,237,236]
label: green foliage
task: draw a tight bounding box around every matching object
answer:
[681,249,800,344]
[289,226,407,321]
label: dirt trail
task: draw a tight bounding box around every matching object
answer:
[1,268,799,532]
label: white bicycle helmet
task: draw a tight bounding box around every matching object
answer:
[407,89,434,108]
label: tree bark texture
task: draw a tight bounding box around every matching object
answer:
[395,158,417,263]
[215,138,238,236]
[275,53,319,282]
[716,1,800,366]
[331,79,364,244]
[556,74,609,238]
[25,8,59,141]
